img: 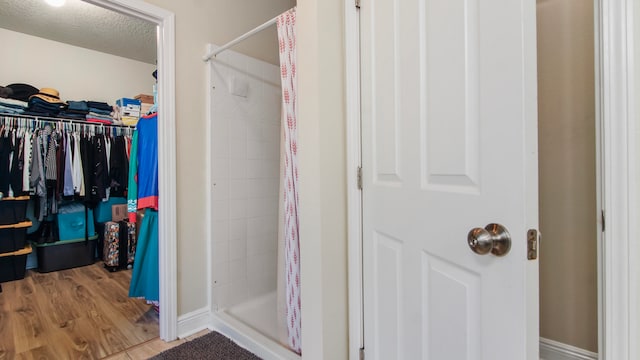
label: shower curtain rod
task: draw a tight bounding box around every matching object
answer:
[202,10,289,62]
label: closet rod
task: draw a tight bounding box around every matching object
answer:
[202,10,287,62]
[0,113,135,129]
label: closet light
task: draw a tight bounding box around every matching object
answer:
[44,0,66,7]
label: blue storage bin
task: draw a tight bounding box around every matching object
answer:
[94,197,127,223]
[56,203,96,241]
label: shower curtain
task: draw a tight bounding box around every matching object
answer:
[275,7,301,355]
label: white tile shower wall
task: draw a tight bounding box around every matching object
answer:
[211,49,281,310]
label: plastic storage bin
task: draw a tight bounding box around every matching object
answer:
[0,244,31,282]
[0,221,32,253]
[56,203,96,241]
[0,196,29,225]
[33,236,97,273]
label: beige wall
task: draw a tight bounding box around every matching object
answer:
[297,0,349,358]
[537,0,598,352]
[0,27,156,103]
[141,0,295,315]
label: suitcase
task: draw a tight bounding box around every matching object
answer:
[103,220,136,272]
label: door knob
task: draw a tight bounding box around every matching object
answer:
[467,223,511,256]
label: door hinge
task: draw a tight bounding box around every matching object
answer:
[601,209,606,232]
[527,229,539,260]
[355,0,361,8]
[357,166,363,190]
[359,347,365,360]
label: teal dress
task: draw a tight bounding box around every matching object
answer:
[127,118,160,303]
[129,209,159,302]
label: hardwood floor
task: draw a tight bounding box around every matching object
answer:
[102,330,210,360]
[0,262,159,359]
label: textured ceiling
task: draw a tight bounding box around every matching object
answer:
[0,0,156,64]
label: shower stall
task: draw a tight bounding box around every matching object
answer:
[209,46,297,359]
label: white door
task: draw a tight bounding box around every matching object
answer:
[360,0,539,359]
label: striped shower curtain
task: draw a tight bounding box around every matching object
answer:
[276,7,301,355]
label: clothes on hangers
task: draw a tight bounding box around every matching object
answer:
[9,128,26,196]
[127,112,159,304]
[135,113,158,211]
[0,131,11,196]
[0,115,134,220]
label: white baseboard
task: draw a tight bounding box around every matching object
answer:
[540,338,598,360]
[177,307,213,339]
[211,311,300,360]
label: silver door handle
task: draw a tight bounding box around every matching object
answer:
[467,223,511,256]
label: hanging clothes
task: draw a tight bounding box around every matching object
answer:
[0,115,133,215]
[63,132,74,197]
[128,209,159,302]
[44,127,59,215]
[72,132,84,196]
[9,129,26,197]
[0,131,11,196]
[30,129,46,220]
[109,135,128,197]
[135,113,158,211]
[128,112,159,303]
[22,129,32,193]
[126,130,139,221]
[90,134,109,203]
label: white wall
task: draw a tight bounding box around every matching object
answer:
[0,28,156,103]
[210,49,281,309]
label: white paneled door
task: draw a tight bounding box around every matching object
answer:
[360,0,539,359]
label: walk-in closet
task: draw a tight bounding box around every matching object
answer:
[0,1,161,358]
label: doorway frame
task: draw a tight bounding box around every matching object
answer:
[83,0,178,342]
[346,0,638,359]
[596,0,638,359]
[345,1,362,360]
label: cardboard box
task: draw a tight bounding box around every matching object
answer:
[112,204,128,222]
[134,94,154,104]
[122,109,140,117]
[141,103,153,115]
[94,197,127,223]
[116,98,141,108]
[116,98,141,117]
[122,116,139,126]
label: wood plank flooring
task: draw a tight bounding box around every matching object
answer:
[103,330,211,360]
[0,262,159,359]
